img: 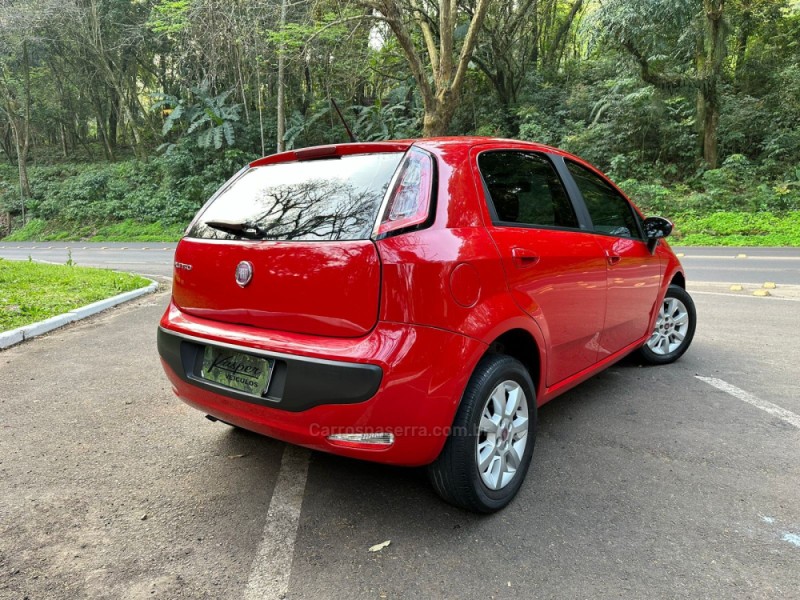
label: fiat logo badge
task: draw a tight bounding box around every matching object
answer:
[235,261,253,287]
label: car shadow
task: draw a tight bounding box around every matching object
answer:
[202,351,674,555]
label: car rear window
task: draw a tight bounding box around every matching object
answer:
[187,153,404,241]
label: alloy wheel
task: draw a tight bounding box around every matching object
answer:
[476,380,529,490]
[647,297,690,355]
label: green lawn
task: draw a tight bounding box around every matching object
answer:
[0,259,151,332]
[3,219,185,242]
[672,211,800,246]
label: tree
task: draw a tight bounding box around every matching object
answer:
[470,0,585,133]
[0,41,32,206]
[595,0,727,167]
[359,0,491,136]
[0,3,38,213]
[277,0,288,152]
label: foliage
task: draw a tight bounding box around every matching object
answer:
[0,144,256,239]
[673,212,800,247]
[153,84,242,151]
[0,258,150,331]
[350,96,422,142]
[4,219,185,242]
[620,156,800,216]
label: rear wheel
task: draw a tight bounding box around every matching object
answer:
[639,285,696,365]
[428,354,536,513]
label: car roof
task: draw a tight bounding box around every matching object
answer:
[246,136,612,199]
[413,136,557,152]
[249,137,572,169]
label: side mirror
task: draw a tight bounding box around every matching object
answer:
[643,216,673,254]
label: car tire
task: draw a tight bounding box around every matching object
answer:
[639,284,697,365]
[428,353,537,513]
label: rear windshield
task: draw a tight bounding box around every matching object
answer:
[188,153,404,241]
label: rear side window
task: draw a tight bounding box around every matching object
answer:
[188,153,404,241]
[565,160,642,239]
[478,151,579,229]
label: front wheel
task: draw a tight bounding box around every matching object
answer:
[428,354,536,513]
[639,284,696,365]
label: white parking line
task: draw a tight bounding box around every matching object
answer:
[696,376,800,429]
[244,445,310,600]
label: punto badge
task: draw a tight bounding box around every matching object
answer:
[235,261,253,287]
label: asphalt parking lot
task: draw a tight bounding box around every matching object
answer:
[1,249,799,599]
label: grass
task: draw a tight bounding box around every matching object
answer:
[671,211,800,246]
[0,258,151,332]
[3,219,185,242]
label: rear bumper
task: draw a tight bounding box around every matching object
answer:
[158,301,487,466]
[157,328,383,412]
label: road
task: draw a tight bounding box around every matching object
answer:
[0,242,176,279]
[672,246,800,285]
[1,244,799,598]
[1,242,799,285]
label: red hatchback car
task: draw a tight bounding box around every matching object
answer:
[157,137,696,512]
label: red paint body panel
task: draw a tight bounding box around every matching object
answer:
[172,238,381,338]
[485,226,608,386]
[593,235,663,358]
[158,136,689,467]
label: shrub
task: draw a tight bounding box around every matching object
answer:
[1,140,259,241]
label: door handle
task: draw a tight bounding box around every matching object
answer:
[511,248,540,268]
[606,254,622,265]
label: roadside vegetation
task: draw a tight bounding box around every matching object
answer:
[0,258,150,331]
[0,1,798,245]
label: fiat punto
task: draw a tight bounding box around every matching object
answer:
[157,137,696,512]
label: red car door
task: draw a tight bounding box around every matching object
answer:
[563,159,662,358]
[475,149,608,387]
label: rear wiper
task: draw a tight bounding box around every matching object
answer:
[205,220,269,240]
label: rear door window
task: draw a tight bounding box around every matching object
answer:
[188,153,404,241]
[565,160,643,239]
[478,151,580,229]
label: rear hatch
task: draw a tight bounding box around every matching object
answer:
[172,146,408,338]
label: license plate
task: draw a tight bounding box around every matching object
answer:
[200,346,273,397]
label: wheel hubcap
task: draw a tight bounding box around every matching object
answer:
[476,380,529,490]
[646,297,690,355]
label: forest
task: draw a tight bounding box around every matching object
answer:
[0,0,798,244]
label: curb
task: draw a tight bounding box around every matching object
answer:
[0,279,159,350]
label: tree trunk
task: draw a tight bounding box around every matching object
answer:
[0,125,14,162]
[276,0,287,152]
[8,113,30,221]
[702,86,720,169]
[695,90,706,160]
[9,40,33,216]
[108,86,119,152]
[701,0,725,168]
[95,110,115,162]
[60,123,69,158]
[422,110,447,137]
[16,140,30,201]
[422,93,457,137]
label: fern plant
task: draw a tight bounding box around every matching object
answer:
[151,83,242,151]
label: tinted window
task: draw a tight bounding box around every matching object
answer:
[478,152,579,229]
[188,153,404,241]
[566,160,642,239]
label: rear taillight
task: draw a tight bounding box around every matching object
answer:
[376,148,433,236]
